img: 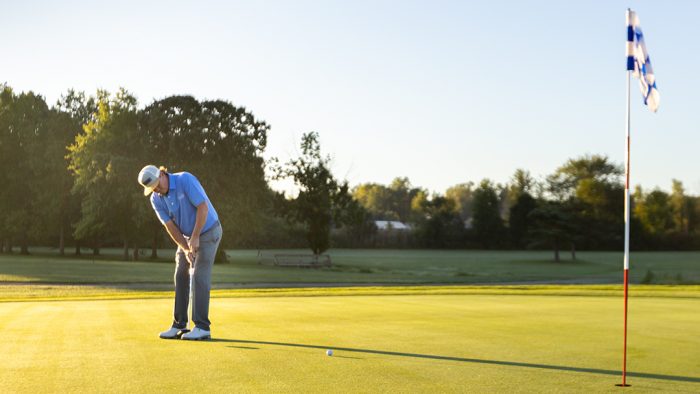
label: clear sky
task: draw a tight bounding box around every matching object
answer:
[2,1,698,195]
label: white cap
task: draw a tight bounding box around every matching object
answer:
[137,165,161,196]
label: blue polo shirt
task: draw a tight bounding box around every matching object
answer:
[150,172,219,237]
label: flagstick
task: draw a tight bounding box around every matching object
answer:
[618,10,633,387]
[619,63,632,388]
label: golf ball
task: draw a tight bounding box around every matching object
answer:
[326,349,333,356]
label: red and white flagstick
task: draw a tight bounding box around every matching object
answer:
[620,10,632,387]
[620,71,631,387]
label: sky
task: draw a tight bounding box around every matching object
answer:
[2,0,698,195]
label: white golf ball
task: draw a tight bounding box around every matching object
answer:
[326,349,333,356]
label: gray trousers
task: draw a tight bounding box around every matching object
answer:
[172,223,222,331]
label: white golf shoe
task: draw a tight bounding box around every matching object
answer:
[181,327,211,341]
[159,327,188,339]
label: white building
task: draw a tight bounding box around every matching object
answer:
[374,220,412,231]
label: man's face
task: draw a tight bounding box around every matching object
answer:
[152,173,168,195]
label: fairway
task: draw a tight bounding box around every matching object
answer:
[1,250,699,290]
[1,289,698,393]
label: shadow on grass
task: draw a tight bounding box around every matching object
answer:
[213,338,699,384]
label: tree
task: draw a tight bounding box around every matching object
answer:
[388,177,422,222]
[139,95,271,253]
[53,91,99,255]
[412,195,465,248]
[509,169,535,197]
[546,155,623,250]
[353,178,424,223]
[36,90,99,255]
[352,183,396,220]
[574,177,623,249]
[472,179,506,248]
[332,191,377,247]
[687,196,700,246]
[445,182,474,222]
[410,189,429,221]
[547,155,622,201]
[634,188,673,236]
[508,169,538,248]
[278,132,352,255]
[0,86,17,252]
[670,179,689,234]
[0,87,51,254]
[509,192,537,248]
[68,89,145,260]
[527,201,576,262]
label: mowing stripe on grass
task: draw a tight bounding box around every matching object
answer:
[0,284,698,303]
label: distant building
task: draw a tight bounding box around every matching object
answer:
[374,220,412,231]
[463,218,473,229]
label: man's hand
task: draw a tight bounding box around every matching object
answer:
[188,235,200,255]
[188,202,207,256]
[178,245,196,266]
[186,251,197,266]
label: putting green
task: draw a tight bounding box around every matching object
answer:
[0,291,698,392]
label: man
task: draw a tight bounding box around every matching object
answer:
[137,165,222,340]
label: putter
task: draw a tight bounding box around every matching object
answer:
[178,252,195,338]
[188,253,196,332]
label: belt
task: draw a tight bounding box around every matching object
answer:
[185,221,220,239]
[201,221,221,235]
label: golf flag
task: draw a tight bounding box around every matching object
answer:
[626,10,660,112]
[620,9,661,387]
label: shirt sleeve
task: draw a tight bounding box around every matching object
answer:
[150,194,172,225]
[182,172,207,207]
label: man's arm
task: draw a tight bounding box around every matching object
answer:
[164,220,190,252]
[188,202,209,254]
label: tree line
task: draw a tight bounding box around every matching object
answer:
[0,86,277,260]
[350,158,700,260]
[0,84,697,261]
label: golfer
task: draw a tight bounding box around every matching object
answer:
[138,165,222,340]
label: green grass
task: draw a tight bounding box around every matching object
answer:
[1,250,696,391]
[1,284,699,303]
[1,288,698,393]
[0,249,698,290]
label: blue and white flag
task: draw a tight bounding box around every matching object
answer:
[626,9,660,112]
